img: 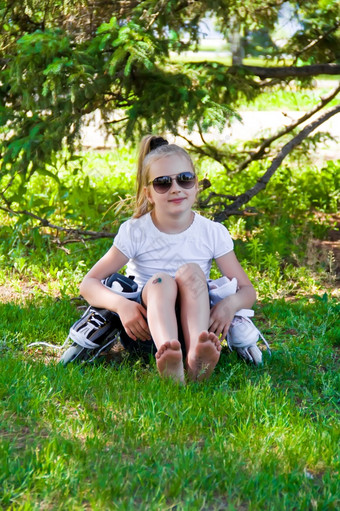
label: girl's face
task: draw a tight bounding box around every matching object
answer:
[145,154,198,216]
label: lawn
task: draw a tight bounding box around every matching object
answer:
[0,291,339,510]
[0,150,339,510]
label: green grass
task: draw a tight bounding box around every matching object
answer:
[171,55,282,66]
[0,149,339,509]
[0,294,339,510]
[242,87,339,111]
[0,269,339,510]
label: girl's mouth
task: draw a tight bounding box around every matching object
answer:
[169,198,185,204]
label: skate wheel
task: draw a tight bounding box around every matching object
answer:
[248,345,263,365]
[59,345,83,365]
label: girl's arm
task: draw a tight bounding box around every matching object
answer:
[209,251,256,339]
[79,246,150,341]
[80,245,129,308]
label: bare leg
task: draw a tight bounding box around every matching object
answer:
[142,273,185,383]
[175,263,221,381]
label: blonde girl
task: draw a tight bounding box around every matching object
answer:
[80,135,256,382]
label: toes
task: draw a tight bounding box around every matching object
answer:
[169,340,181,351]
[198,331,209,343]
[198,331,220,348]
[155,343,167,359]
[208,332,220,346]
[156,340,181,359]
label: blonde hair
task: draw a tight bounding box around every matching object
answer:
[134,135,195,218]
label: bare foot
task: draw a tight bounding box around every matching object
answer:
[187,331,221,381]
[155,340,185,383]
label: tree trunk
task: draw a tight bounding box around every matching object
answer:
[229,17,244,66]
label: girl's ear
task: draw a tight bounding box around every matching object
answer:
[144,186,154,204]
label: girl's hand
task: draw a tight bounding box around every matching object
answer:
[117,299,151,341]
[209,299,236,339]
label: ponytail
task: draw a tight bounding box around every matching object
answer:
[134,135,168,218]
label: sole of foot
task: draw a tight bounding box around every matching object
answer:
[187,331,221,382]
[155,339,185,384]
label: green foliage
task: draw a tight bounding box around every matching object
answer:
[0,12,237,202]
[1,0,339,215]
[200,156,339,216]
[0,150,338,298]
[285,0,340,64]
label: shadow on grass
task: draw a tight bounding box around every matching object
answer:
[0,295,339,509]
[0,294,339,415]
[0,345,338,509]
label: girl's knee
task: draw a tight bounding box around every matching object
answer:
[175,263,205,286]
[143,272,177,301]
[175,264,207,299]
[149,272,175,285]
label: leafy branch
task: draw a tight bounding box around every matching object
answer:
[292,22,340,64]
[0,204,116,241]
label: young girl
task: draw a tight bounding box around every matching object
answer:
[79,135,256,383]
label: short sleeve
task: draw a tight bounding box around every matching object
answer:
[113,220,135,259]
[212,222,234,259]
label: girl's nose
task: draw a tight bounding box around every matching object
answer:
[169,178,181,192]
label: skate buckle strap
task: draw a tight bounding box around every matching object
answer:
[103,280,140,300]
[234,308,254,318]
[68,328,100,349]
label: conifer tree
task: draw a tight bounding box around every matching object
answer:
[0,0,339,228]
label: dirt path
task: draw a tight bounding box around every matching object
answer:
[80,109,340,161]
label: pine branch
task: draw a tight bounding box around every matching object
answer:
[104,116,129,125]
[239,63,340,78]
[237,83,340,172]
[214,103,340,222]
[293,22,340,63]
[176,132,233,172]
[198,124,209,146]
[176,132,212,158]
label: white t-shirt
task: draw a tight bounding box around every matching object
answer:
[113,212,234,289]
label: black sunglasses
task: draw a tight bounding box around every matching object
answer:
[148,171,196,194]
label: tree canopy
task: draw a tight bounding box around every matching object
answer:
[0,0,339,232]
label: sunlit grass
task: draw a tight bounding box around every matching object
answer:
[1,293,339,509]
[244,87,339,111]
